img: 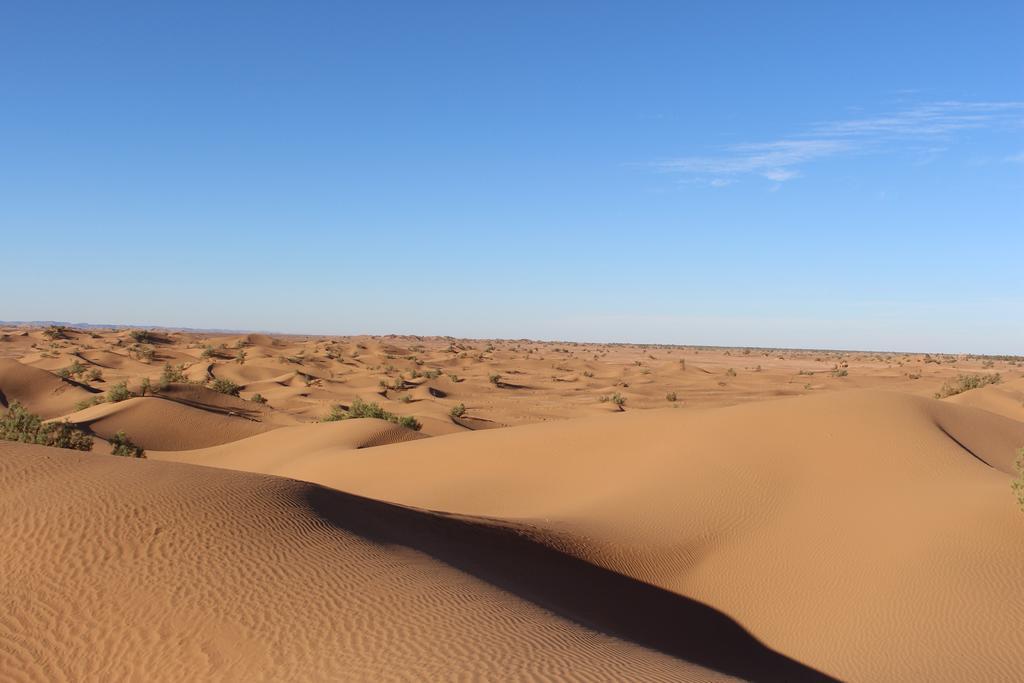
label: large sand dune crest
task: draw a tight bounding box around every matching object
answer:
[154,390,1024,681]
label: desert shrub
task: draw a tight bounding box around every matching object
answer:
[250,393,268,404]
[56,367,71,379]
[725,368,737,377]
[129,329,156,344]
[400,394,412,403]
[397,415,422,431]
[611,392,626,410]
[87,367,104,382]
[447,373,460,383]
[109,430,145,458]
[934,373,1001,399]
[236,349,247,365]
[342,398,392,420]
[666,392,677,402]
[322,398,421,431]
[106,382,133,403]
[0,402,45,443]
[0,402,93,451]
[47,421,95,451]
[211,378,241,396]
[66,360,87,378]
[74,396,105,411]
[157,363,188,389]
[831,368,849,378]
[42,325,70,340]
[139,378,152,396]
[450,403,466,418]
[583,370,594,378]
[1012,448,1024,512]
[488,373,502,386]
[323,405,348,421]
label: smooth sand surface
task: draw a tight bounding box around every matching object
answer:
[0,358,98,419]
[2,325,1023,681]
[155,390,1024,681]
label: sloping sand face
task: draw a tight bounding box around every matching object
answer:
[0,358,98,419]
[154,390,1024,682]
[58,396,275,450]
[0,442,747,682]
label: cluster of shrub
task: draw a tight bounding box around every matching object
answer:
[323,398,421,431]
[0,402,143,457]
[598,392,627,410]
[70,363,252,412]
[934,373,1001,399]
[56,360,103,383]
[1013,448,1024,513]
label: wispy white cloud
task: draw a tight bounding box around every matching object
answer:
[812,101,1024,137]
[762,168,800,182]
[661,139,847,181]
[655,100,1024,184]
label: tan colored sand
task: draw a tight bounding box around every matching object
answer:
[2,325,1024,681]
[58,396,274,451]
[5,327,1020,434]
[0,358,98,419]
[155,390,1024,682]
[0,441,736,682]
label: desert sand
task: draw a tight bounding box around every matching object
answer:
[2,324,1023,681]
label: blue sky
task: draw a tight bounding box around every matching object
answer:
[2,2,1021,352]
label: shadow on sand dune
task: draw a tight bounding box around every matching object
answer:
[306,486,839,682]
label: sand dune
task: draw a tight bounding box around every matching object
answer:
[208,363,290,385]
[1,441,758,681]
[946,375,1024,422]
[3,327,1024,681]
[62,396,274,450]
[75,349,156,373]
[153,382,298,426]
[5,327,1020,425]
[0,358,98,419]
[155,418,426,474]
[155,390,1024,681]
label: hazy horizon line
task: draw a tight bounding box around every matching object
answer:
[3,319,1019,359]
